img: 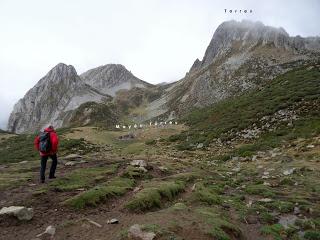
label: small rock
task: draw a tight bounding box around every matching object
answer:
[0,206,33,221]
[107,218,119,224]
[294,207,300,215]
[191,183,196,192]
[65,161,76,166]
[232,167,241,172]
[263,182,271,186]
[139,166,148,173]
[283,168,295,176]
[36,225,56,237]
[128,224,156,240]
[306,144,315,148]
[258,198,273,203]
[196,143,204,149]
[278,215,297,229]
[60,154,82,160]
[158,166,168,172]
[133,187,141,193]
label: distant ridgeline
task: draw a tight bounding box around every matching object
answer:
[115,121,178,130]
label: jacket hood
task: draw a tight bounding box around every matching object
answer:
[44,127,55,132]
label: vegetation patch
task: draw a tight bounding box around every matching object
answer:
[125,180,187,212]
[196,207,243,240]
[304,230,320,240]
[174,65,320,149]
[122,165,150,179]
[49,164,118,191]
[0,133,38,164]
[245,184,275,197]
[261,224,285,240]
[192,182,222,205]
[65,177,135,209]
[263,200,294,213]
[145,139,157,145]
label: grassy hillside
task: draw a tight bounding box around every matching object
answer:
[172,64,320,151]
[68,101,120,128]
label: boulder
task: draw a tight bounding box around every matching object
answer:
[128,224,156,240]
[130,160,147,168]
[0,206,33,220]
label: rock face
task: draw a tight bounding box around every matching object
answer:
[146,20,320,120]
[7,63,152,133]
[80,64,151,96]
[7,63,110,133]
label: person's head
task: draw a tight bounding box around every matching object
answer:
[48,125,54,130]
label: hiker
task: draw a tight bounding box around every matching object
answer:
[34,126,59,183]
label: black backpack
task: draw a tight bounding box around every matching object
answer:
[39,132,51,153]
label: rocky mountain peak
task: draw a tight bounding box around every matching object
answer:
[7,63,107,133]
[80,64,151,96]
[39,63,78,86]
[201,20,293,67]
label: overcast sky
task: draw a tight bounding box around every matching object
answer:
[0,0,319,129]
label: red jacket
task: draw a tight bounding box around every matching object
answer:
[34,127,59,156]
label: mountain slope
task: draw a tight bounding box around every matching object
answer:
[171,63,320,150]
[146,20,320,121]
[7,63,111,133]
[80,64,152,96]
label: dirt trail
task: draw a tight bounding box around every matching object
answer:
[0,154,213,240]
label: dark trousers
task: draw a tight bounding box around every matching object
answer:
[40,154,57,181]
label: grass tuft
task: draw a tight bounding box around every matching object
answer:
[49,164,118,191]
[125,180,186,212]
[64,177,135,209]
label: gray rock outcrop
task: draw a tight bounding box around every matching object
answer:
[7,63,109,133]
[80,64,151,96]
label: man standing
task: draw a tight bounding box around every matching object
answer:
[34,126,59,183]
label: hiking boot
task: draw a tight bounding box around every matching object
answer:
[40,179,45,183]
[49,176,56,179]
